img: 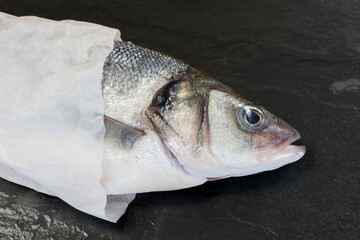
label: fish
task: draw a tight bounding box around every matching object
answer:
[0,13,305,222]
[100,40,305,201]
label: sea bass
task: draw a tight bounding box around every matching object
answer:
[100,41,305,196]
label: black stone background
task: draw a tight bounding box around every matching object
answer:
[0,0,359,239]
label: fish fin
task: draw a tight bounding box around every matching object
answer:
[104,115,145,149]
[207,176,228,181]
[104,194,136,222]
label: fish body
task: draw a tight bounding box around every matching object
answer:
[101,41,305,195]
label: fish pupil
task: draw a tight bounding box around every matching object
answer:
[246,111,260,125]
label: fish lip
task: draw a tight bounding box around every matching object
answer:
[278,131,302,151]
[254,130,306,163]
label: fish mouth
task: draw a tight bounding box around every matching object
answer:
[255,131,306,165]
[276,132,303,154]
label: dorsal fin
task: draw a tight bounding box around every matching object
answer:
[104,116,145,149]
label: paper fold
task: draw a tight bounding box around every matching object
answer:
[0,12,129,222]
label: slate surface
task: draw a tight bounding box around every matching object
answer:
[0,0,359,239]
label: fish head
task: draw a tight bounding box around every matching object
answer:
[206,88,305,179]
[145,74,305,179]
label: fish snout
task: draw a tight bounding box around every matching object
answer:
[252,112,305,163]
[252,112,299,147]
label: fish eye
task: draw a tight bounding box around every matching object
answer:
[237,107,263,129]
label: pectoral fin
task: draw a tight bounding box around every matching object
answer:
[104,194,136,222]
[104,116,145,149]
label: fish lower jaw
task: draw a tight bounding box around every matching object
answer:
[181,144,305,180]
[267,145,305,166]
[255,144,306,164]
[225,146,305,178]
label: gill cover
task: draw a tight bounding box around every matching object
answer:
[145,74,247,178]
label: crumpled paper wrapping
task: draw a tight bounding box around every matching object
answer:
[0,12,134,222]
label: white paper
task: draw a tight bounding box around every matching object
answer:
[0,12,131,222]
